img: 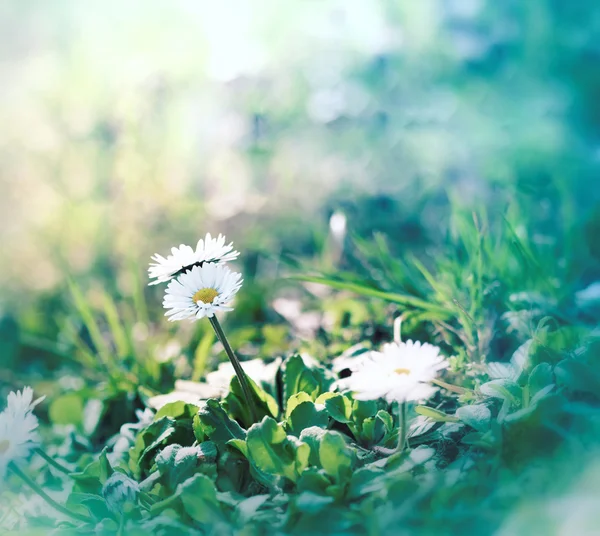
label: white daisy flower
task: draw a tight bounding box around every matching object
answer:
[163,263,243,321]
[0,387,42,479]
[4,386,45,419]
[148,233,240,285]
[343,341,448,403]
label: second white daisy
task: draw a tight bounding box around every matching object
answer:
[163,263,243,321]
[149,233,240,285]
[343,340,448,404]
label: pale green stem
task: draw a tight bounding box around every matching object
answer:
[8,463,91,524]
[34,448,73,477]
[396,401,408,453]
[393,316,403,344]
[208,316,258,423]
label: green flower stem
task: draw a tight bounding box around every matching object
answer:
[208,315,258,423]
[393,316,403,344]
[34,448,73,477]
[396,401,408,453]
[8,462,91,524]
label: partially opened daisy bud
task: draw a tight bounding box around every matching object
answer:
[344,340,448,404]
[163,263,243,321]
[148,233,240,285]
[102,472,140,514]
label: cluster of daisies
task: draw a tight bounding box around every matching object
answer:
[150,233,449,406]
[149,233,243,321]
[0,386,43,480]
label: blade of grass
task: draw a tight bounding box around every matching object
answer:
[291,274,452,316]
[102,293,131,359]
[192,328,216,381]
[68,280,112,363]
[129,261,149,325]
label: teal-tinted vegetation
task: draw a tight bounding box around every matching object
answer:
[1,1,600,534]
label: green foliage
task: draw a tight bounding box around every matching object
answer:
[177,474,223,524]
[49,393,85,427]
[224,375,279,427]
[286,401,328,437]
[246,417,310,484]
[318,431,354,482]
[197,399,246,443]
[283,354,333,403]
[4,4,600,526]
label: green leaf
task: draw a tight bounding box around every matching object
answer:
[129,417,188,475]
[528,363,554,397]
[139,418,178,468]
[351,399,378,422]
[408,415,438,439]
[461,431,496,449]
[246,417,310,483]
[66,492,112,521]
[225,375,279,427]
[216,445,257,492]
[283,354,332,402]
[361,409,396,445]
[286,401,329,437]
[198,399,246,443]
[510,340,532,378]
[156,443,217,490]
[236,495,270,524]
[555,359,600,396]
[479,379,522,405]
[177,474,222,524]
[456,404,491,432]
[227,438,249,457]
[192,414,205,443]
[297,467,331,494]
[375,410,394,432]
[299,426,327,466]
[324,394,353,424]
[529,384,555,406]
[319,431,354,482]
[361,416,385,443]
[315,392,339,404]
[285,392,313,418]
[348,467,387,499]
[49,393,84,427]
[154,401,199,421]
[487,340,533,381]
[415,406,460,423]
[71,448,113,495]
[294,491,335,514]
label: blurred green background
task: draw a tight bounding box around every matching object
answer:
[2,0,600,384]
[2,0,599,301]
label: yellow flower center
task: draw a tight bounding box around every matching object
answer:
[0,439,10,454]
[394,368,411,376]
[193,287,219,304]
